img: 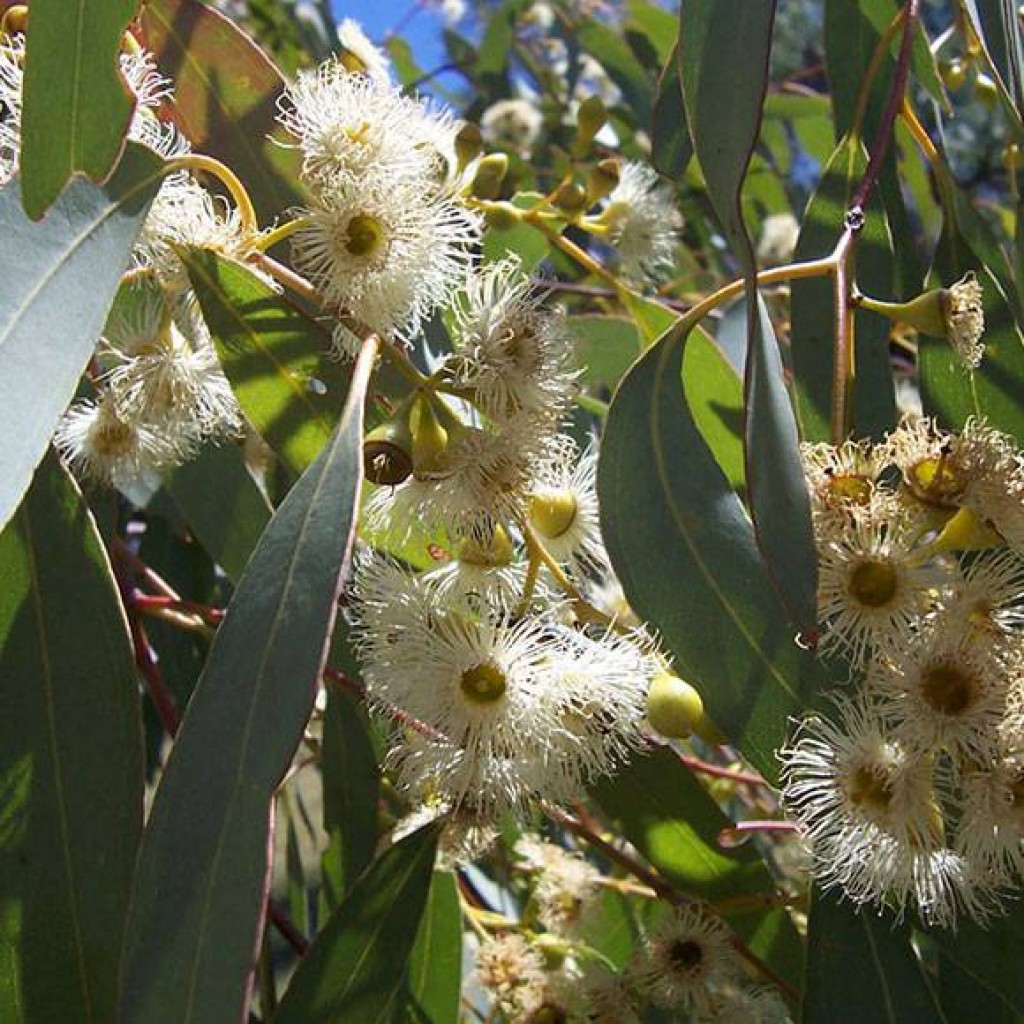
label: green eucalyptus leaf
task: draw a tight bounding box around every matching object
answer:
[743,295,818,633]
[599,325,823,782]
[403,871,462,1024]
[320,686,379,903]
[650,42,692,180]
[0,452,143,1023]
[273,824,441,1024]
[19,0,139,218]
[118,345,373,1024]
[679,0,774,269]
[0,145,163,533]
[164,442,272,583]
[802,892,947,1024]
[183,248,353,477]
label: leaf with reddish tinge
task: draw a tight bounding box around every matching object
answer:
[138,0,305,224]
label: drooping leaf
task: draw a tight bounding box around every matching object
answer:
[802,892,947,1024]
[650,43,692,180]
[599,326,824,782]
[164,442,272,583]
[138,0,305,224]
[118,341,375,1024]
[273,824,441,1024]
[0,145,163,533]
[593,748,804,989]
[790,134,897,441]
[184,249,352,476]
[19,0,139,218]
[320,686,379,904]
[679,0,774,269]
[0,452,143,1023]
[402,871,462,1024]
[743,295,818,634]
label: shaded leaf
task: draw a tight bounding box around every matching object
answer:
[802,892,946,1023]
[320,686,379,902]
[650,42,691,180]
[164,442,272,583]
[273,824,441,1024]
[118,341,375,1024]
[679,0,774,268]
[403,872,462,1024]
[0,145,163,533]
[931,908,1024,1022]
[570,314,641,389]
[0,453,143,1023]
[184,249,352,476]
[743,296,817,633]
[19,0,138,218]
[138,0,305,223]
[599,326,823,782]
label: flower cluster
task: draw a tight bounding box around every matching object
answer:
[782,416,1024,926]
[1,32,253,491]
[474,891,789,1024]
[277,41,481,350]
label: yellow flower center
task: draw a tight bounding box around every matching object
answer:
[459,661,507,705]
[344,213,387,258]
[846,558,898,608]
[92,414,134,457]
[846,765,895,815]
[826,474,873,504]
[908,456,964,506]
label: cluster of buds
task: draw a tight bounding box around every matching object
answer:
[782,416,1024,926]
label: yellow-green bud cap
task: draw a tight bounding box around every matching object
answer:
[455,123,483,171]
[533,933,570,970]
[363,402,415,485]
[573,95,607,156]
[410,394,451,477]
[646,672,705,739]
[586,158,621,204]
[470,153,509,200]
[940,57,968,91]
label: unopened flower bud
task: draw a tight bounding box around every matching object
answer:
[410,393,454,478]
[939,58,968,91]
[455,122,483,172]
[482,201,522,230]
[586,158,621,205]
[470,153,509,200]
[646,672,705,739]
[573,95,607,157]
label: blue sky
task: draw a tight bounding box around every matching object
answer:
[330,0,451,71]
